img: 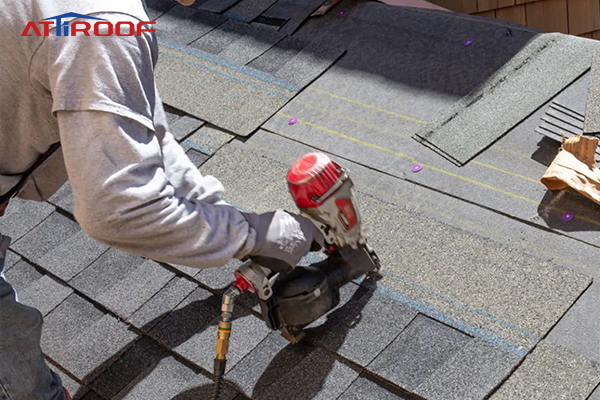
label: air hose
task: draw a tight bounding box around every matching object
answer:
[211,285,240,400]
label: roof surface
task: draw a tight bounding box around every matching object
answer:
[3,0,600,398]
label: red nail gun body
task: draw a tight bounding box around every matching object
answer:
[233,152,381,342]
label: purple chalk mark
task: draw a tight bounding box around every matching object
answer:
[561,211,574,222]
[337,10,346,17]
[288,117,298,125]
[463,38,474,46]
[412,163,423,173]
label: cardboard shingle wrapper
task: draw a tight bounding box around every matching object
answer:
[541,134,600,204]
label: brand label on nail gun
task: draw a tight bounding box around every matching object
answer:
[335,198,358,230]
[21,12,155,37]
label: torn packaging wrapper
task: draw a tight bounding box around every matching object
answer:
[541,135,600,205]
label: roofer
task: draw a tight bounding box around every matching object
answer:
[0,0,323,398]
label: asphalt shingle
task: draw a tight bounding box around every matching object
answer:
[414,339,521,400]
[128,275,198,332]
[5,260,72,316]
[367,314,472,391]
[259,347,361,400]
[36,229,108,282]
[339,374,417,400]
[117,356,239,399]
[185,148,211,168]
[0,197,55,241]
[156,4,227,46]
[224,0,279,23]
[226,331,316,398]
[307,282,418,366]
[490,341,600,400]
[42,294,138,382]
[169,305,271,374]
[90,336,167,399]
[169,115,206,141]
[584,51,600,134]
[11,211,80,263]
[3,249,21,272]
[180,125,234,156]
[47,181,75,214]
[71,250,174,318]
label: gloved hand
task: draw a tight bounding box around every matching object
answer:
[241,210,324,272]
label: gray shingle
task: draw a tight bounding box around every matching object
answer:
[117,355,238,399]
[217,24,286,65]
[259,347,360,400]
[307,283,418,366]
[5,260,72,316]
[143,0,176,21]
[128,275,198,331]
[223,0,279,23]
[3,250,21,272]
[37,229,108,281]
[42,294,138,382]
[584,52,600,134]
[339,375,416,400]
[90,336,167,399]
[226,331,317,398]
[148,286,222,349]
[414,34,598,165]
[248,36,311,75]
[196,258,242,291]
[11,211,80,262]
[47,182,75,214]
[46,359,85,400]
[491,341,600,400]
[70,249,170,318]
[259,0,325,35]
[0,197,55,241]
[414,339,521,400]
[169,115,206,141]
[197,0,241,13]
[95,259,175,319]
[180,125,234,156]
[168,304,270,373]
[156,5,227,46]
[367,314,472,391]
[185,148,210,168]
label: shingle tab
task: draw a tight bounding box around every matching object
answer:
[5,261,73,316]
[169,115,206,141]
[307,283,418,366]
[185,148,211,168]
[42,294,138,382]
[3,250,21,272]
[169,305,271,373]
[71,250,173,318]
[11,211,80,262]
[414,339,520,400]
[156,5,227,46]
[367,314,472,391]
[47,182,75,214]
[0,197,55,241]
[90,336,167,399]
[226,331,316,398]
[339,375,417,400]
[181,125,234,156]
[259,347,360,400]
[117,355,239,399]
[37,229,108,281]
[491,341,600,400]
[128,275,198,332]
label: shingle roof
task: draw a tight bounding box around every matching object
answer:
[4,0,600,398]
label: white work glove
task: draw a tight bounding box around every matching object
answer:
[241,210,324,272]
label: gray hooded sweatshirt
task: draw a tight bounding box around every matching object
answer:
[0,0,257,268]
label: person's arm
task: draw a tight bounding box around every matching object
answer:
[57,110,256,268]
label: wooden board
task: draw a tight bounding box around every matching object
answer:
[525,0,569,33]
[478,0,498,11]
[498,0,515,6]
[476,9,497,16]
[496,4,527,25]
[568,0,600,35]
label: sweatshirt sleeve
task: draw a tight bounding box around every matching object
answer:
[44,12,256,268]
[57,110,256,268]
